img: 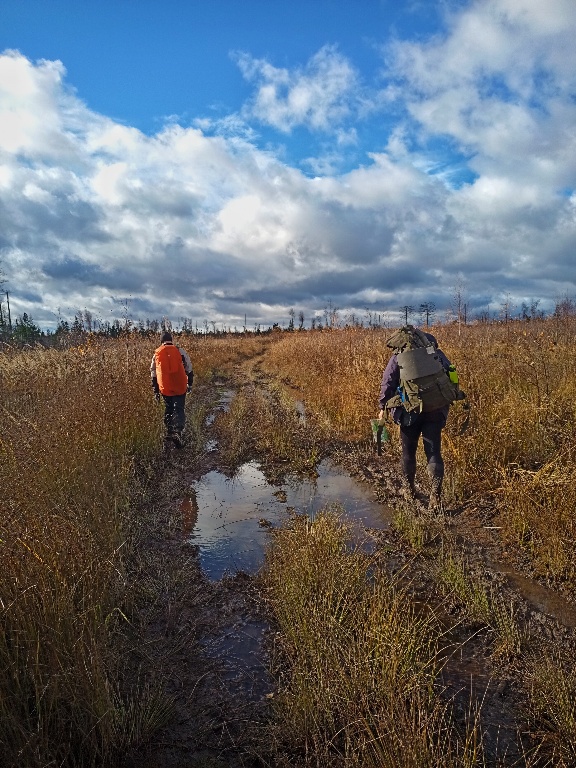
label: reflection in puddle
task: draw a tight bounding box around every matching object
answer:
[205,388,235,426]
[179,496,199,538]
[187,459,390,581]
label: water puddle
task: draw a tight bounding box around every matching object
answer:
[490,561,576,628]
[183,458,390,581]
[177,454,390,706]
[205,387,234,426]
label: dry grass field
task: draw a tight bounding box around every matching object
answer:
[2,319,576,766]
[0,334,260,766]
[264,317,576,590]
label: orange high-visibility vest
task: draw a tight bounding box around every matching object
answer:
[154,344,188,396]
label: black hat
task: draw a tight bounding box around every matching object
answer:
[160,331,173,343]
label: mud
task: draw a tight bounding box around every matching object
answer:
[127,364,576,768]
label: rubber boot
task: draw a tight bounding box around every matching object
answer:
[167,430,183,448]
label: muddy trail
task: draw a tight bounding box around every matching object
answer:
[129,350,576,768]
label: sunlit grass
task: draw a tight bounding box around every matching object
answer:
[0,339,167,766]
[260,508,482,767]
[0,333,262,767]
[264,319,576,591]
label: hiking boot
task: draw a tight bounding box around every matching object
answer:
[167,431,183,448]
[428,477,443,513]
[399,477,417,501]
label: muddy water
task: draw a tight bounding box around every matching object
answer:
[491,560,576,628]
[178,454,393,706]
[187,381,576,652]
[185,458,391,581]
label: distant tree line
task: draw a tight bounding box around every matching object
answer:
[1,281,576,348]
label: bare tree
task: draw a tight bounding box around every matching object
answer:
[83,309,93,332]
[400,305,414,325]
[499,293,514,323]
[520,299,544,321]
[0,263,9,329]
[5,290,11,329]
[451,276,468,334]
[324,299,339,329]
[554,295,576,317]
[419,302,436,328]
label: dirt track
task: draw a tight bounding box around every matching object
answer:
[127,355,576,767]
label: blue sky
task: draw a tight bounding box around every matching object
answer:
[1,1,434,131]
[1,0,575,329]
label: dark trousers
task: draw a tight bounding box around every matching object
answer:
[400,410,445,484]
[162,394,186,434]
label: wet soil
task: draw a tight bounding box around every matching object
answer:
[126,359,576,767]
[337,447,576,765]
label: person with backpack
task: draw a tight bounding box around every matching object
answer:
[151,331,194,447]
[378,325,464,511]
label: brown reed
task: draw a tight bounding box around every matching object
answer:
[263,319,576,591]
[0,333,257,767]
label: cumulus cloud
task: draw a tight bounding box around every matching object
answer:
[234,45,360,133]
[387,0,576,181]
[1,1,576,331]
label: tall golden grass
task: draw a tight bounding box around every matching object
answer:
[264,318,576,589]
[262,509,482,767]
[0,339,163,766]
[0,333,266,767]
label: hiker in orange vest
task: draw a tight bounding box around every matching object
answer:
[150,331,194,447]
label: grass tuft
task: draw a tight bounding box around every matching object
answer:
[260,508,482,766]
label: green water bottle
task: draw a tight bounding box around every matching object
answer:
[370,418,389,455]
[448,365,459,385]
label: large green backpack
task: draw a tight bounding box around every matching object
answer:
[385,325,465,413]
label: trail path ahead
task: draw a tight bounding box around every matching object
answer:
[130,345,576,767]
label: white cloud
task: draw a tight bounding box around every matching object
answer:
[234,45,359,133]
[387,0,576,174]
[1,8,576,332]
[0,50,104,164]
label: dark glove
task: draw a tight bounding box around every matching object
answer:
[186,385,192,394]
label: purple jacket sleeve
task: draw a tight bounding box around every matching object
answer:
[436,348,451,370]
[379,355,400,410]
